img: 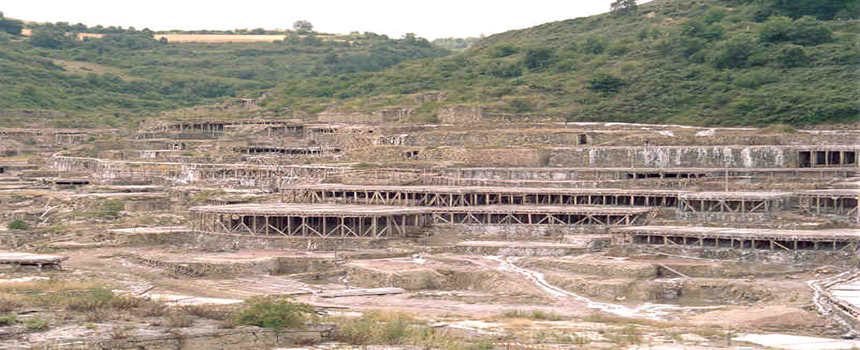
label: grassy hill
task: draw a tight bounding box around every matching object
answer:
[0,21,450,127]
[269,0,860,126]
[1,0,858,127]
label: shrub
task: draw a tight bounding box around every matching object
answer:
[523,48,556,70]
[166,311,194,328]
[581,36,605,55]
[490,44,518,58]
[759,16,833,46]
[587,73,626,93]
[708,34,756,69]
[0,314,17,326]
[25,317,48,330]
[330,312,413,345]
[7,220,29,230]
[0,296,23,313]
[66,287,114,312]
[235,296,315,330]
[777,45,810,67]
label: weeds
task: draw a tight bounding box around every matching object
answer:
[501,309,564,321]
[235,296,315,330]
[180,304,234,320]
[110,325,133,339]
[0,295,24,313]
[25,317,48,331]
[166,311,194,328]
[0,314,18,326]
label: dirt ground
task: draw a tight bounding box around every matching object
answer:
[30,245,835,349]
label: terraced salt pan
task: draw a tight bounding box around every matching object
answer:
[488,256,720,320]
[138,293,243,306]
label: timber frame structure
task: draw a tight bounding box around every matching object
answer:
[283,184,685,207]
[612,226,860,252]
[678,192,791,214]
[795,189,860,222]
[429,205,656,226]
[189,204,431,238]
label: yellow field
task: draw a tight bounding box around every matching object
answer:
[20,30,341,43]
[154,34,286,43]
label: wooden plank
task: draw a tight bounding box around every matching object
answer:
[317,288,405,298]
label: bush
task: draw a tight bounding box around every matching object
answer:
[777,45,810,67]
[581,36,605,55]
[235,296,315,330]
[587,73,626,93]
[0,314,17,326]
[522,48,556,70]
[490,44,518,58]
[25,317,48,330]
[709,34,756,69]
[759,16,833,46]
[7,220,29,230]
[330,312,414,345]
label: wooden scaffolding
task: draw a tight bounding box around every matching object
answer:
[429,205,656,226]
[678,192,790,214]
[795,189,860,222]
[189,204,431,238]
[612,226,860,252]
[283,184,685,207]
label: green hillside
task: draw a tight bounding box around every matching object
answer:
[0,19,449,127]
[270,0,860,126]
[1,0,858,127]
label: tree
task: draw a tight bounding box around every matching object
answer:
[293,20,313,33]
[708,34,756,69]
[29,27,71,48]
[759,16,832,46]
[777,45,809,68]
[767,0,859,20]
[587,73,626,93]
[610,0,638,17]
[523,48,556,70]
[0,17,23,35]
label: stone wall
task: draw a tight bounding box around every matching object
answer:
[437,106,565,124]
[403,130,588,147]
[120,231,401,251]
[317,112,384,124]
[548,146,805,168]
[438,106,483,124]
[345,146,549,167]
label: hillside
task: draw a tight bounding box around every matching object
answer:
[1,0,858,127]
[0,21,449,127]
[269,0,860,126]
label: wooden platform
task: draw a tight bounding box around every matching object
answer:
[317,287,404,298]
[612,226,860,251]
[284,184,687,207]
[0,252,68,269]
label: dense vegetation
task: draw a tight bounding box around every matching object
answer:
[269,0,859,126]
[0,17,449,127]
[1,0,858,127]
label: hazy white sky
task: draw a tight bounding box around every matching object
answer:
[2,1,619,39]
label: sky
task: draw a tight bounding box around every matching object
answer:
[2,1,620,40]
